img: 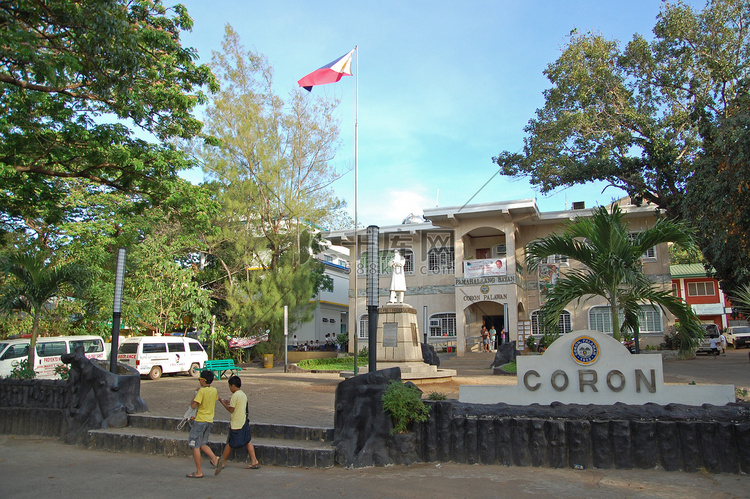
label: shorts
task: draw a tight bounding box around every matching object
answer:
[188,421,212,449]
[483,338,490,345]
[226,421,252,448]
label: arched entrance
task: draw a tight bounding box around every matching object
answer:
[464,300,505,351]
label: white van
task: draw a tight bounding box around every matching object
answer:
[116,336,207,380]
[0,335,107,379]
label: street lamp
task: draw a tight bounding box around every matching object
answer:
[110,248,126,373]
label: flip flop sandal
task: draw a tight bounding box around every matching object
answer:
[186,473,203,479]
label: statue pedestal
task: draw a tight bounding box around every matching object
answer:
[372,303,456,380]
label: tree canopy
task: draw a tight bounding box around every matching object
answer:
[494,0,750,292]
[189,27,343,352]
[0,0,218,222]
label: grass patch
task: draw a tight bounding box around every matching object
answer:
[498,360,517,374]
[297,356,368,371]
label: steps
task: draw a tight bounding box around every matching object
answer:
[86,414,335,468]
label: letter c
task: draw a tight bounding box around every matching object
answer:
[523,370,541,391]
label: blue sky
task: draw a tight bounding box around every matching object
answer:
[176,0,704,226]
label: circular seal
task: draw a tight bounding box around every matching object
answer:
[571,336,599,365]
[480,284,490,294]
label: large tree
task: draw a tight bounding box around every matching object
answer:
[0,0,218,225]
[525,205,703,353]
[494,0,750,292]
[190,27,343,351]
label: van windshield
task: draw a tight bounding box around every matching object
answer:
[118,343,138,354]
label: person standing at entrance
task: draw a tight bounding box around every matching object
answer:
[481,325,490,352]
[489,325,497,350]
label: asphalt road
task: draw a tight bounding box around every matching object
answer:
[2,434,749,499]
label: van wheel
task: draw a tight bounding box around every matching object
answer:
[189,363,201,377]
[148,366,162,380]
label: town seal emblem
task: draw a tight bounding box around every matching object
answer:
[571,336,599,365]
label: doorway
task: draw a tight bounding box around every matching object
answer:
[483,315,505,348]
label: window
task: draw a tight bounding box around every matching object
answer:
[142,343,167,354]
[118,343,138,354]
[36,341,66,357]
[688,281,715,296]
[189,343,205,352]
[1,343,29,360]
[338,259,348,268]
[588,305,662,334]
[358,249,414,276]
[428,313,456,338]
[70,339,103,354]
[541,254,568,265]
[167,342,186,353]
[323,254,333,263]
[428,247,455,273]
[629,232,657,259]
[358,315,369,339]
[530,310,572,335]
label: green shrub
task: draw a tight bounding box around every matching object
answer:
[427,391,447,400]
[525,335,536,351]
[8,359,36,379]
[381,380,430,434]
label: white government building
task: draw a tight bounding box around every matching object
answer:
[324,197,673,356]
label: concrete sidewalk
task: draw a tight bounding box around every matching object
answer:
[2,434,748,499]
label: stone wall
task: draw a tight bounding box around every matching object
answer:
[416,400,750,473]
[0,379,68,437]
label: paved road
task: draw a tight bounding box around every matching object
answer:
[2,434,748,499]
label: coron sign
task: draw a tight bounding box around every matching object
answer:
[459,330,735,406]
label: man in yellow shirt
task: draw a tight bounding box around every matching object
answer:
[186,370,220,478]
[215,375,260,474]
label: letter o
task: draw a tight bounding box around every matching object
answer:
[550,369,569,392]
[606,370,626,392]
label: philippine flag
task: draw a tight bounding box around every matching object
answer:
[297,49,354,91]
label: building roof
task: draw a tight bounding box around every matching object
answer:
[670,263,710,278]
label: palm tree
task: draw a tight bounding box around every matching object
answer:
[525,204,703,352]
[729,284,750,317]
[0,250,89,370]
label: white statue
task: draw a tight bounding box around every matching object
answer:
[388,250,406,303]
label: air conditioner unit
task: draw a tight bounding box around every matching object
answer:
[429,319,441,328]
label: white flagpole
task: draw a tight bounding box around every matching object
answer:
[353,45,359,375]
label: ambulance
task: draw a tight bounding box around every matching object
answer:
[116,336,208,380]
[0,335,107,379]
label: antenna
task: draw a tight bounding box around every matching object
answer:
[436,188,439,207]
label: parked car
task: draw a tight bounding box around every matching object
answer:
[724,326,750,349]
[696,324,720,355]
[116,336,208,380]
[0,335,107,378]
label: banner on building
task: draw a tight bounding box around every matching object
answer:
[538,264,559,302]
[463,258,507,278]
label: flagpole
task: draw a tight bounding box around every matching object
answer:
[353,45,359,375]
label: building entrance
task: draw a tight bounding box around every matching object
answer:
[483,314,504,348]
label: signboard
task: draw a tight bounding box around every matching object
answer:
[382,322,398,348]
[463,258,507,278]
[459,330,734,406]
[455,275,516,286]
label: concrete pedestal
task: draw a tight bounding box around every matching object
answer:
[369,303,456,380]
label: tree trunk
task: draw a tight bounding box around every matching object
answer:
[28,311,41,371]
[610,286,621,341]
